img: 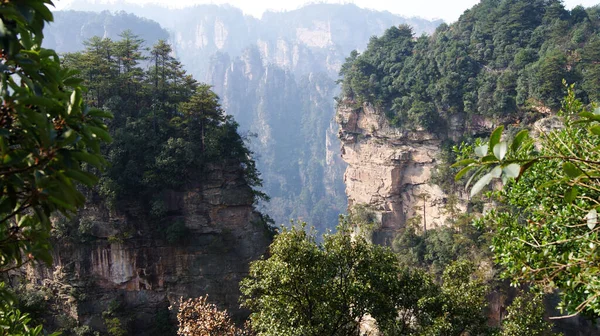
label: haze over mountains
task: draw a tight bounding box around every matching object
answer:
[45,2,442,230]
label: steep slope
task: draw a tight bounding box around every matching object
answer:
[337,0,600,238]
[23,32,273,334]
[32,163,271,334]
[52,3,442,230]
[44,10,168,52]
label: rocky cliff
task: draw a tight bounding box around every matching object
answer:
[337,101,474,243]
[49,4,442,231]
[28,161,272,334]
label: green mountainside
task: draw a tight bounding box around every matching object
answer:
[48,4,442,231]
[339,0,600,131]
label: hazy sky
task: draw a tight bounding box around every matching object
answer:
[55,0,600,23]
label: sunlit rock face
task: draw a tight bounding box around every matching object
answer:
[47,4,442,233]
[336,101,470,244]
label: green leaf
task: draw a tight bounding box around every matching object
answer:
[474,145,488,158]
[455,165,474,181]
[503,163,520,178]
[511,129,529,152]
[465,166,484,191]
[470,172,493,198]
[481,154,498,163]
[86,109,114,119]
[565,186,578,203]
[587,209,597,230]
[451,158,476,168]
[563,162,582,178]
[88,126,112,143]
[489,126,504,152]
[493,142,508,161]
[590,125,600,136]
[579,111,600,121]
[491,166,502,178]
[63,170,99,187]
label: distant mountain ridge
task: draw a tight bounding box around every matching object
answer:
[57,2,442,78]
[47,3,442,230]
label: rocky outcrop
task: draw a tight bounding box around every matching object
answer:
[337,102,469,243]
[29,162,272,334]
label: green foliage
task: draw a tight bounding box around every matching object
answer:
[0,0,111,334]
[0,0,111,274]
[61,33,266,234]
[348,204,380,238]
[0,304,53,336]
[102,300,127,336]
[165,220,189,244]
[393,222,488,278]
[240,221,493,336]
[500,293,560,336]
[103,318,126,336]
[338,0,600,131]
[240,222,399,335]
[455,87,600,318]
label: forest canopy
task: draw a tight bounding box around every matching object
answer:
[60,33,266,227]
[338,0,600,131]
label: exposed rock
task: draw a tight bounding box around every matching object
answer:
[337,102,470,243]
[28,162,272,334]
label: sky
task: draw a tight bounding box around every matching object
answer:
[55,0,600,23]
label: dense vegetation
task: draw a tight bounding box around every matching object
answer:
[0,1,112,334]
[57,33,266,238]
[456,87,600,319]
[237,223,558,336]
[339,0,600,131]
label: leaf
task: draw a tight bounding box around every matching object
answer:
[491,166,502,178]
[565,186,578,203]
[455,165,474,181]
[517,159,538,182]
[493,142,508,161]
[590,125,600,136]
[474,145,488,158]
[481,154,498,163]
[470,172,493,198]
[465,166,484,192]
[511,129,529,152]
[88,126,112,143]
[489,126,504,152]
[587,209,597,230]
[86,109,114,119]
[563,162,582,178]
[579,111,600,121]
[451,158,476,168]
[63,170,99,187]
[503,163,521,178]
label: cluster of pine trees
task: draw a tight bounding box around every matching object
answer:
[60,32,265,226]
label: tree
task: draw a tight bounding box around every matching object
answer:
[240,223,404,336]
[240,222,493,336]
[0,0,111,333]
[500,293,559,336]
[454,86,600,318]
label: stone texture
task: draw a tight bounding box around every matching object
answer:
[29,162,272,334]
[337,101,470,243]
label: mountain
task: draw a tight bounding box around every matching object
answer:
[49,3,442,230]
[336,1,600,333]
[44,10,169,52]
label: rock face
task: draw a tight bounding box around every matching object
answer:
[30,162,272,334]
[337,102,468,243]
[50,4,441,231]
